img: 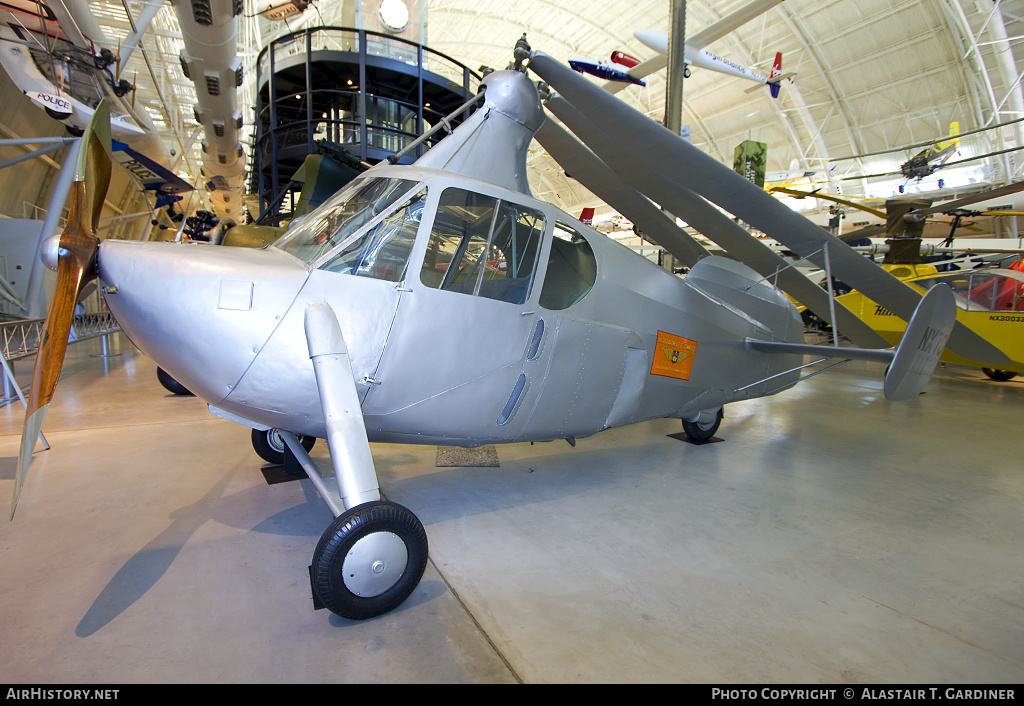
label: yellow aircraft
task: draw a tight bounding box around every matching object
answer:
[832,259,1024,381]
[771,186,1024,380]
[827,118,1024,182]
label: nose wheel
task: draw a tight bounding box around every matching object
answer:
[157,367,193,396]
[251,427,316,465]
[310,501,428,620]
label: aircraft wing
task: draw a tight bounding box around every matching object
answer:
[686,0,787,51]
[602,56,666,95]
[111,140,193,195]
[601,0,786,94]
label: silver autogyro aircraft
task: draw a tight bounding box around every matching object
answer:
[14,44,982,621]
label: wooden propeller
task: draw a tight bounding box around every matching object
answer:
[11,102,112,519]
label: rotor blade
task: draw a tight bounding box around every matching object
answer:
[542,95,891,348]
[769,187,887,219]
[12,102,112,519]
[527,52,1012,366]
[839,170,901,181]
[909,179,1024,217]
[828,116,1024,162]
[535,104,711,266]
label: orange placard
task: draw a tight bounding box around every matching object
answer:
[651,331,697,380]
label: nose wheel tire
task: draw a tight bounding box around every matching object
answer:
[251,427,316,465]
[311,501,428,620]
[681,408,723,443]
[982,368,1017,382]
[156,367,193,396]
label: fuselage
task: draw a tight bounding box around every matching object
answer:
[99,165,805,446]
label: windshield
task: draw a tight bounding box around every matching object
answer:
[273,176,421,265]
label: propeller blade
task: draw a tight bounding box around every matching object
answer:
[11,102,112,519]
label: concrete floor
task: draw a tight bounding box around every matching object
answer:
[1,333,1022,683]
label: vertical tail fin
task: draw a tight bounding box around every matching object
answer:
[769,52,782,99]
[579,207,595,225]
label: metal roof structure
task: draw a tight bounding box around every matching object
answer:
[7,0,1024,222]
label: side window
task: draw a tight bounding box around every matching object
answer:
[319,189,426,282]
[539,222,597,310]
[420,188,545,305]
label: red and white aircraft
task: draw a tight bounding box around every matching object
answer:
[602,0,794,96]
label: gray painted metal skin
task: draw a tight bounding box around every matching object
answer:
[97,69,809,450]
[86,67,957,619]
[99,167,804,448]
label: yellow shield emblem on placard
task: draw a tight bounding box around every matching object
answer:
[651,331,697,380]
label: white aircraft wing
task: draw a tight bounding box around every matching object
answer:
[602,55,667,95]
[687,0,786,51]
[600,0,786,94]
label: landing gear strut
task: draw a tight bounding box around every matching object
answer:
[294,302,428,620]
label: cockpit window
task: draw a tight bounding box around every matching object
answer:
[420,188,545,305]
[273,176,421,265]
[915,271,1024,312]
[319,189,426,281]
[539,222,597,310]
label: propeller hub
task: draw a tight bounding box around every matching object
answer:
[40,234,65,272]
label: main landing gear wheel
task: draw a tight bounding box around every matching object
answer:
[982,368,1017,382]
[157,367,193,396]
[251,427,316,465]
[681,408,723,444]
[311,501,428,620]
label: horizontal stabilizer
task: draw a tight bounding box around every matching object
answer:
[744,284,956,401]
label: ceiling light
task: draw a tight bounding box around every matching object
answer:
[379,0,409,32]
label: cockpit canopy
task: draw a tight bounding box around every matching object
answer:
[913,269,1024,313]
[273,173,599,310]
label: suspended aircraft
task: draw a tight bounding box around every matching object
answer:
[18,37,1002,623]
[0,1,187,200]
[568,53,646,87]
[601,0,793,96]
[0,0,247,222]
[830,118,1024,183]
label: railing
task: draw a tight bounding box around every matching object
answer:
[0,312,120,362]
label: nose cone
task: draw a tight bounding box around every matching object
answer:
[99,240,308,405]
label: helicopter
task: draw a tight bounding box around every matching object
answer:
[14,43,983,621]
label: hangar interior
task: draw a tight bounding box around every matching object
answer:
[0,0,1022,684]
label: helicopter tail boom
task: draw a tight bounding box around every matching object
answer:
[744,284,956,401]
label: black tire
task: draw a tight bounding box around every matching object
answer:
[982,368,1017,382]
[251,427,316,465]
[311,501,428,620]
[681,408,723,443]
[157,367,193,396]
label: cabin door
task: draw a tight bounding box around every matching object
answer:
[361,186,552,443]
